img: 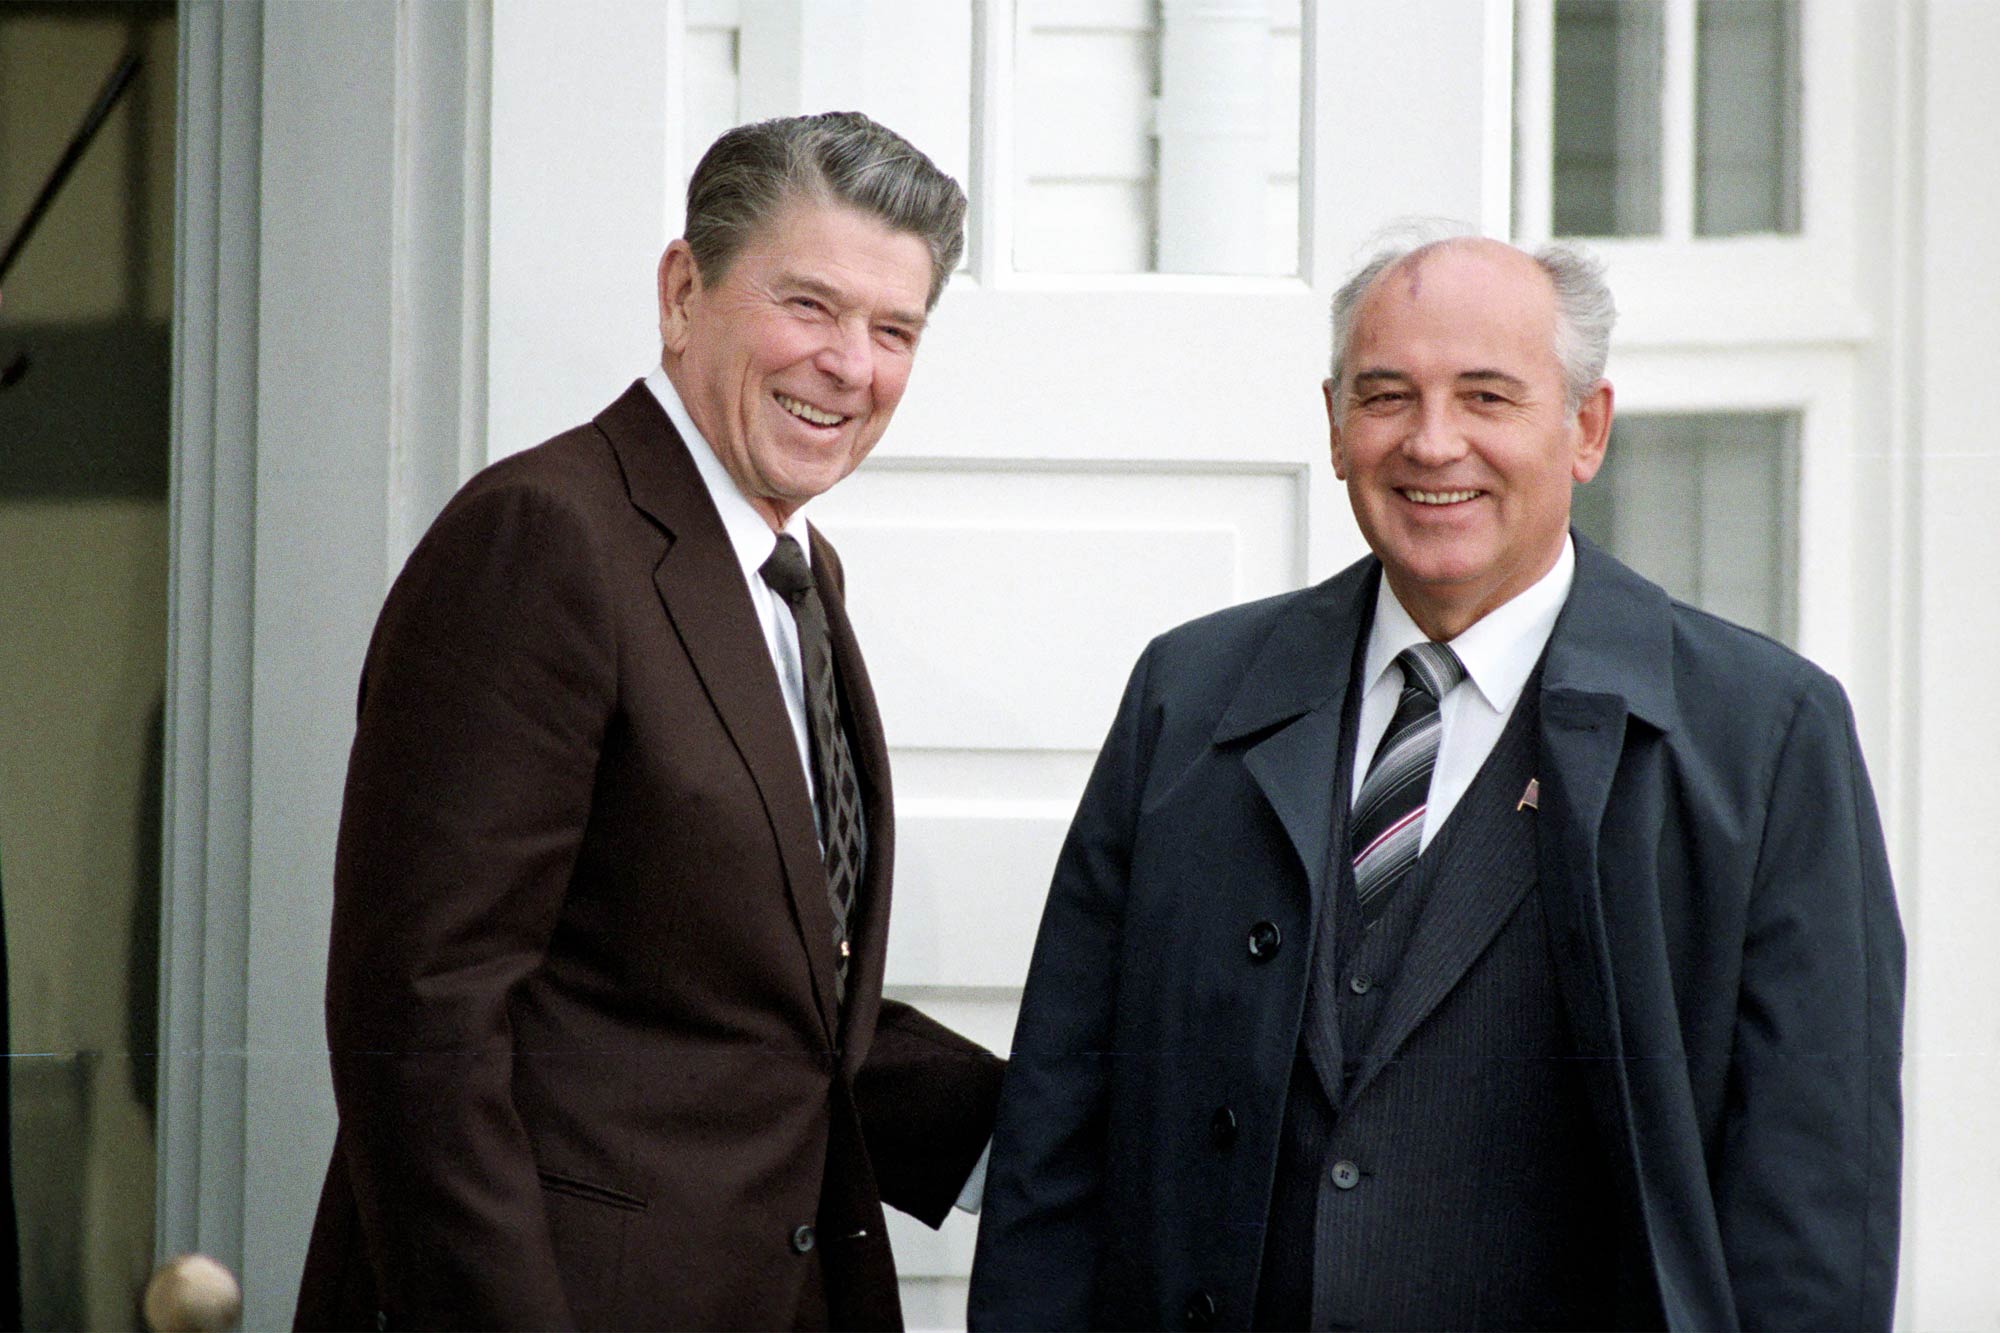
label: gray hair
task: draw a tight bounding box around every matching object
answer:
[683,111,966,311]
[1327,227,1616,419]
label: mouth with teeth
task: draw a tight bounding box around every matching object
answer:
[1399,487,1482,505]
[775,391,848,429]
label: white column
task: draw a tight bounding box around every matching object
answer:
[1899,2,2000,1326]
[1155,0,1269,274]
[166,4,499,1325]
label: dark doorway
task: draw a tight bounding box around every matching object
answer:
[0,3,175,1328]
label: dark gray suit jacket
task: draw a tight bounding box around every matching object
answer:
[969,535,1903,1331]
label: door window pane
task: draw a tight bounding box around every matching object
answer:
[1695,0,1801,236]
[1014,0,1302,276]
[1571,411,1800,643]
[1551,0,1663,237]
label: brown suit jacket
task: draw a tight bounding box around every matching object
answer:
[295,381,1003,1331]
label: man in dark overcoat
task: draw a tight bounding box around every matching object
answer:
[295,113,1002,1332]
[968,236,1902,1331]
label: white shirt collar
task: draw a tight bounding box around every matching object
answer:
[645,363,811,581]
[1361,535,1576,714]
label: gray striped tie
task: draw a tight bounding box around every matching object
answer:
[1350,642,1464,928]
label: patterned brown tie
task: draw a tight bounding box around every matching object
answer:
[760,534,865,1005]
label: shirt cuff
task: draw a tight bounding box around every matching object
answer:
[953,1140,992,1214]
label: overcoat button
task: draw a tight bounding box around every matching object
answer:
[1246,921,1281,961]
[1330,1159,1361,1190]
[1210,1106,1238,1147]
[1348,974,1372,995]
[1183,1290,1217,1330]
[791,1224,817,1254]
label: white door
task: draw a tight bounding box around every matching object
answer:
[485,2,1513,1324]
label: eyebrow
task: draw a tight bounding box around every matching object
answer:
[1348,368,1532,393]
[1458,369,1532,393]
[781,272,929,331]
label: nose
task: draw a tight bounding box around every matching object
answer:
[813,318,873,388]
[1402,395,1468,465]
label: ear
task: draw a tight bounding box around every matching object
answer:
[658,240,701,357]
[1569,379,1613,485]
[1324,377,1349,479]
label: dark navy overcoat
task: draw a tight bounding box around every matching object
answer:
[970,535,1902,1331]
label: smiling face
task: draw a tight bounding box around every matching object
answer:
[658,198,934,529]
[1329,240,1612,640]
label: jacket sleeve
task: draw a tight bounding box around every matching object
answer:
[322,480,615,1330]
[854,999,1006,1226]
[967,646,1158,1331]
[1714,674,1904,1330]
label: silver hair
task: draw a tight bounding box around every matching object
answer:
[1327,225,1617,419]
[683,111,966,311]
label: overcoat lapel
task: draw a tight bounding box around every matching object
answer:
[1214,565,1375,921]
[594,383,844,1040]
[1535,536,1710,1323]
[1214,564,1376,1108]
[1535,538,1678,1072]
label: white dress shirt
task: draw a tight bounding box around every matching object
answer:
[645,365,822,830]
[1349,537,1575,849]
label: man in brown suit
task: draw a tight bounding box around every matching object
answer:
[294,113,1003,1332]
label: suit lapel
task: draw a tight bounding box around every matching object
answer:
[594,383,843,1040]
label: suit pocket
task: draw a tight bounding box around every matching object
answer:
[539,1170,645,1326]
[538,1169,648,1212]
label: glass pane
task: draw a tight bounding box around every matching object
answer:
[1551,0,1664,237]
[1695,0,1801,236]
[1014,0,1302,276]
[1571,412,1800,643]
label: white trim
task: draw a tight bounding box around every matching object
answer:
[1511,0,1553,242]
[1659,0,1696,242]
[1605,344,1857,685]
[1296,0,1327,282]
[388,0,493,573]
[163,5,498,1324]
[663,0,691,240]
[970,0,1021,286]
[159,0,260,1281]
[1479,0,1515,238]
